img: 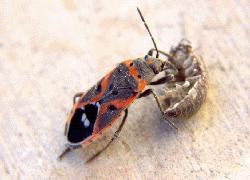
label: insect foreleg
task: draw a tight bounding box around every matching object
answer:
[138,89,178,130]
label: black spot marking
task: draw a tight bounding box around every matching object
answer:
[111,90,118,95]
[67,104,98,143]
[98,99,104,104]
[133,59,155,82]
[89,63,137,104]
[130,62,133,66]
[108,105,117,111]
[137,75,141,78]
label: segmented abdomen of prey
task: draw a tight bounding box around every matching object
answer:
[164,40,208,119]
[165,56,208,118]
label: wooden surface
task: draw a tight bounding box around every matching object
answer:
[0,1,249,179]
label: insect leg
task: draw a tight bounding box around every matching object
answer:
[138,89,178,130]
[73,92,85,104]
[164,88,179,99]
[186,75,201,83]
[176,82,190,97]
[150,74,174,85]
[58,144,81,161]
[86,109,128,163]
[164,81,190,100]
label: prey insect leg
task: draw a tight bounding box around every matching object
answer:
[150,75,174,85]
[186,75,201,83]
[86,109,128,163]
[163,81,191,100]
[138,89,178,130]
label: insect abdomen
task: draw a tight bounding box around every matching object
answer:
[165,63,208,118]
[163,40,208,119]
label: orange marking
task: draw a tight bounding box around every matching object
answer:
[65,70,113,124]
[93,92,138,133]
[110,93,138,109]
[122,60,146,92]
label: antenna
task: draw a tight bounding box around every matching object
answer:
[137,7,159,58]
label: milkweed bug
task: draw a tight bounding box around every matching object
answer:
[58,7,177,162]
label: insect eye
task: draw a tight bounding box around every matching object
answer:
[144,55,148,60]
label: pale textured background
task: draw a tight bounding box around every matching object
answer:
[0,0,249,179]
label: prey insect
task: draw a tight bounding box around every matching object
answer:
[58,8,177,162]
[148,40,208,119]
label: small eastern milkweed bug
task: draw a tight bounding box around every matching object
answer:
[58,7,177,162]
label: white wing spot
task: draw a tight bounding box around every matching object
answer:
[81,113,90,128]
[81,113,86,122]
[84,119,90,127]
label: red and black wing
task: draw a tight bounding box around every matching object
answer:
[65,60,146,146]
